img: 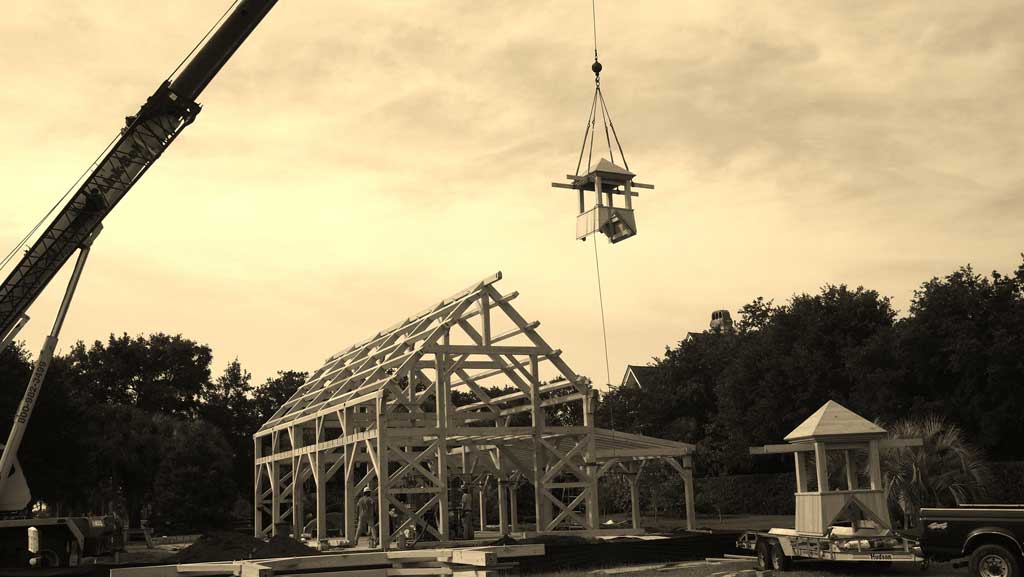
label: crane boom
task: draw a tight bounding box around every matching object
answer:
[0,0,278,512]
[0,0,277,343]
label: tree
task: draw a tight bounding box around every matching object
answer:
[0,344,106,515]
[63,333,213,418]
[251,370,307,427]
[151,419,237,533]
[898,259,1024,459]
[543,377,585,427]
[37,333,218,524]
[19,354,99,516]
[881,415,990,529]
[709,284,902,472]
[200,359,257,510]
[597,379,642,431]
[0,342,33,449]
[598,332,730,477]
[88,405,178,526]
[0,342,32,411]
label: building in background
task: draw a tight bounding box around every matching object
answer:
[620,364,659,389]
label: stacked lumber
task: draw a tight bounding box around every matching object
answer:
[110,544,544,577]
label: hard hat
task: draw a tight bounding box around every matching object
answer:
[363,486,371,493]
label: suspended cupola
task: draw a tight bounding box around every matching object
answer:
[551,27,653,244]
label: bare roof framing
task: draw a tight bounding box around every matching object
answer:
[253,272,696,549]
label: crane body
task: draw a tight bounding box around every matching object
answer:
[0,1,278,567]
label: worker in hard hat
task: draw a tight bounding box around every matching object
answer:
[355,486,378,547]
[458,485,474,540]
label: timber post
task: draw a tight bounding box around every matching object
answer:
[249,274,695,541]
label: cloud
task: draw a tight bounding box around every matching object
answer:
[1,1,1021,386]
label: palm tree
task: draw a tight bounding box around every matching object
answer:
[879,415,990,529]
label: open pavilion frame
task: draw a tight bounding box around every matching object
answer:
[253,272,696,549]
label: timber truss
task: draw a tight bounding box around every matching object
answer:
[253,272,696,549]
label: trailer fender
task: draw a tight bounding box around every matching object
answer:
[776,536,795,557]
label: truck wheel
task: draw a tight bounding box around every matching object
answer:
[756,540,774,571]
[771,541,792,571]
[970,544,1019,577]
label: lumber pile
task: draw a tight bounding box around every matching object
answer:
[111,544,544,577]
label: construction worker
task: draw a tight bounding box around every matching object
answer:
[459,485,474,540]
[355,486,377,546]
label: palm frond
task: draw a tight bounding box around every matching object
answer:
[880,414,990,522]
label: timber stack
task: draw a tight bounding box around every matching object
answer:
[110,543,544,577]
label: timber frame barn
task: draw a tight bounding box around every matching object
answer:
[254,272,696,549]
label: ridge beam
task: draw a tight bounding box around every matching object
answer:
[420,344,551,356]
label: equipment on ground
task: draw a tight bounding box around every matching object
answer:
[0,0,278,567]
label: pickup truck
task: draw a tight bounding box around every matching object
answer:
[919,505,1024,577]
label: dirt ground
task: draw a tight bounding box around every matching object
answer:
[115,531,318,564]
[113,515,964,577]
[113,543,182,565]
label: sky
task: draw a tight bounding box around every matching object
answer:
[1,1,1022,390]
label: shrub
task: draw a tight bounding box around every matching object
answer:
[694,473,795,515]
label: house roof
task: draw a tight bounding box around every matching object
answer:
[622,364,658,388]
[784,400,887,442]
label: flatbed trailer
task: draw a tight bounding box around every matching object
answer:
[0,515,119,567]
[736,530,925,572]
[736,402,931,572]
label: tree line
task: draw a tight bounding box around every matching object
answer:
[1,256,1020,531]
[598,257,1024,478]
[0,334,306,532]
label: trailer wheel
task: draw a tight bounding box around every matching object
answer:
[771,541,792,571]
[34,549,61,568]
[970,544,1019,577]
[66,539,81,567]
[756,539,774,571]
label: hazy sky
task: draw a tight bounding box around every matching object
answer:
[1,1,1021,389]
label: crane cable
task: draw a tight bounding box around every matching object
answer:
[574,1,629,180]
[1,0,241,277]
[0,133,122,274]
[594,230,612,390]
[585,0,613,393]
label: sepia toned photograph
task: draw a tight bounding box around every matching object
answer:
[0,2,1021,577]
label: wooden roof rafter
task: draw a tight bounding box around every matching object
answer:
[263,280,502,426]
[256,272,584,437]
[254,272,703,544]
